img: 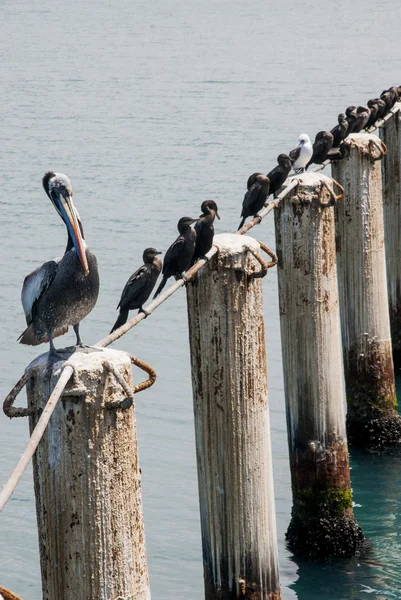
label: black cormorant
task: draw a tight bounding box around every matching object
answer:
[191,201,220,264]
[110,248,162,333]
[153,216,198,298]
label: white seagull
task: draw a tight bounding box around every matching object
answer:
[289,133,313,173]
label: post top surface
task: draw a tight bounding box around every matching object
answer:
[285,172,334,187]
[213,233,260,253]
[25,346,131,374]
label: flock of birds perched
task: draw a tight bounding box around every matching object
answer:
[18,86,400,358]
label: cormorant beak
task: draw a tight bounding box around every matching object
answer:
[56,191,89,275]
[155,251,162,255]
[216,211,220,220]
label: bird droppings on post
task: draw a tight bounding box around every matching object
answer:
[275,173,365,559]
[332,133,401,451]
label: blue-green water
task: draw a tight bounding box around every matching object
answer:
[1,0,401,598]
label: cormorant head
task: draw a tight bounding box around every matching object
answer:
[42,171,89,275]
[277,154,292,169]
[200,200,220,219]
[177,216,198,233]
[345,105,356,117]
[338,113,346,122]
[143,247,162,263]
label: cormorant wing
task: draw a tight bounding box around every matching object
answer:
[289,145,301,162]
[194,219,204,238]
[117,265,149,309]
[163,236,186,274]
[21,259,59,325]
[241,183,260,216]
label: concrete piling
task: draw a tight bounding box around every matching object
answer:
[26,348,150,600]
[380,111,401,366]
[274,173,365,558]
[186,233,281,600]
[332,134,401,450]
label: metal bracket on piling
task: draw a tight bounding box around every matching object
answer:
[3,371,34,418]
[319,179,344,207]
[369,138,387,161]
[105,353,157,410]
[246,240,278,280]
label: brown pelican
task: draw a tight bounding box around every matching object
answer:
[153,216,198,298]
[289,134,313,173]
[18,172,99,357]
[192,201,220,263]
[110,247,162,333]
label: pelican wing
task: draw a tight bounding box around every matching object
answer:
[21,260,59,325]
[117,265,149,309]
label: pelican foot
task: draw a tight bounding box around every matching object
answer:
[74,344,102,354]
[47,348,71,363]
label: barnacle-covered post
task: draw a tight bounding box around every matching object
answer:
[26,348,150,600]
[380,109,401,366]
[186,233,281,600]
[274,173,365,558]
[332,134,401,450]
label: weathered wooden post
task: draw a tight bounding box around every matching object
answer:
[380,110,401,366]
[187,233,281,600]
[26,348,150,600]
[332,134,401,450]
[275,173,365,559]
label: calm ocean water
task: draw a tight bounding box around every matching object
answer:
[1,0,401,598]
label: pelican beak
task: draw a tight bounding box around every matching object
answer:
[57,192,89,275]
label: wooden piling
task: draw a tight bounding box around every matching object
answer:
[380,111,401,367]
[26,348,150,600]
[332,134,401,450]
[186,233,281,600]
[274,173,365,559]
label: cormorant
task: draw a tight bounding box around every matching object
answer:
[307,131,334,167]
[238,175,270,230]
[331,114,349,147]
[289,134,313,173]
[352,106,370,133]
[153,216,198,298]
[19,172,99,357]
[266,154,293,196]
[191,200,220,264]
[366,99,380,129]
[110,248,162,333]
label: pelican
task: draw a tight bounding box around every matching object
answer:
[18,172,100,357]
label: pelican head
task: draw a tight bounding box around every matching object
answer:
[200,200,220,219]
[42,172,89,275]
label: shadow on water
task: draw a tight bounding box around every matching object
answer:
[289,376,401,600]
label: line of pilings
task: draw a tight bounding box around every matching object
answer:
[4,111,401,600]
